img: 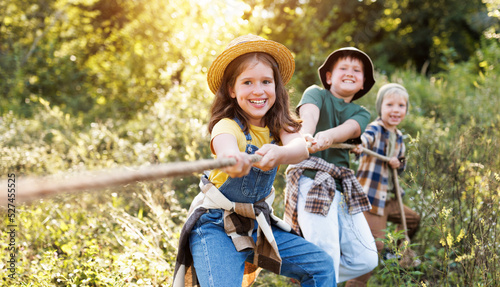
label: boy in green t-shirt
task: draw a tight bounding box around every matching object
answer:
[284,48,378,284]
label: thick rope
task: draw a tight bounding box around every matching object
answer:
[329,143,391,162]
[1,155,262,205]
[1,144,390,206]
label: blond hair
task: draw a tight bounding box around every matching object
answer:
[376,83,410,116]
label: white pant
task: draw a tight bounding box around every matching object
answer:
[297,176,378,283]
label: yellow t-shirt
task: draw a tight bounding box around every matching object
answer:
[209,118,274,188]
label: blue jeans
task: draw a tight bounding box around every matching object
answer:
[297,176,378,283]
[190,209,336,286]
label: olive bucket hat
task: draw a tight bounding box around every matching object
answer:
[207,34,295,95]
[318,47,375,101]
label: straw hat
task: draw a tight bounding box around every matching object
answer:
[207,34,295,94]
[318,47,375,101]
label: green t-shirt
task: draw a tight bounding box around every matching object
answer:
[298,85,371,188]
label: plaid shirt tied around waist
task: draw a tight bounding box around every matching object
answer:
[284,156,371,235]
[173,176,292,287]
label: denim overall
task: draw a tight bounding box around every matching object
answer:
[218,118,277,203]
[189,118,336,287]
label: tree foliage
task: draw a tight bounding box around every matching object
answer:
[1,0,253,121]
[243,0,497,94]
[1,0,498,118]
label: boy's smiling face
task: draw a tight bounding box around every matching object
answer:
[380,93,407,132]
[325,57,365,102]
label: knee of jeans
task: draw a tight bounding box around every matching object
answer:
[365,250,379,271]
[353,247,379,274]
[318,252,335,275]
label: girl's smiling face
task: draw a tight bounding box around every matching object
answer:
[326,57,364,102]
[230,60,276,127]
[380,93,407,132]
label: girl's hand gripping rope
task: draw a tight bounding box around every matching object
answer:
[220,151,253,178]
[253,144,282,171]
[212,133,253,178]
[254,131,309,171]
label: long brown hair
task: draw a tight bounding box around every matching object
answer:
[208,52,301,142]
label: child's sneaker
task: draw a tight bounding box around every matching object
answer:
[382,248,400,261]
[382,248,422,268]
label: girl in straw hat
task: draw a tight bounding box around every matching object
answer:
[173,35,336,287]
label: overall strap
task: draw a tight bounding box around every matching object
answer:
[233,117,277,150]
[269,133,277,145]
[233,117,252,141]
[233,117,254,154]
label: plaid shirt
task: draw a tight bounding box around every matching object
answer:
[356,119,406,216]
[284,156,371,236]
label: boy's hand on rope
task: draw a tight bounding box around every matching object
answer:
[220,151,252,178]
[351,144,364,155]
[308,131,332,153]
[388,157,401,169]
[303,133,316,152]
